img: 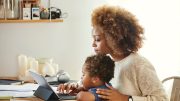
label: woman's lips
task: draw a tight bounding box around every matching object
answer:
[94,50,100,53]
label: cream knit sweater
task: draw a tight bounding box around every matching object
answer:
[110,53,169,101]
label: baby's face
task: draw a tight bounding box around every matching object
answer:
[81,64,93,89]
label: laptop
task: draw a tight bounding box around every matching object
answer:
[29,70,76,101]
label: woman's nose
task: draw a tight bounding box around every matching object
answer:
[92,41,96,47]
[81,76,83,80]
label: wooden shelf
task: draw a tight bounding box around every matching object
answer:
[0,0,64,24]
[0,19,63,23]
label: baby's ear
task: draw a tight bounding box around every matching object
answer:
[91,76,100,83]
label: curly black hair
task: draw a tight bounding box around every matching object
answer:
[92,5,144,56]
[84,54,115,83]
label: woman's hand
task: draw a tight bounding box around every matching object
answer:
[57,82,83,95]
[96,83,129,101]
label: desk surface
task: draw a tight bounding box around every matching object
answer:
[0,97,76,101]
[12,97,43,101]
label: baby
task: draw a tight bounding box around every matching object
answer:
[76,54,115,101]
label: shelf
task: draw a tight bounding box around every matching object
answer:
[0,19,63,23]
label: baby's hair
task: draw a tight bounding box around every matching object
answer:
[84,54,115,82]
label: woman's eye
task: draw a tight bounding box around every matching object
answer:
[95,38,100,42]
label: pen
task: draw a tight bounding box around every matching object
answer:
[0,96,13,99]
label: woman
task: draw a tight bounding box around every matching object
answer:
[58,5,168,101]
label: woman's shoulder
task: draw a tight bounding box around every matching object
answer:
[120,53,154,69]
[118,53,146,63]
[129,53,150,63]
[116,53,154,69]
[130,53,155,70]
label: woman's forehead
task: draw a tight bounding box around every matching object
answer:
[92,29,103,37]
[82,63,88,69]
[93,26,103,33]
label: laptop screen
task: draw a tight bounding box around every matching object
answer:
[29,70,76,100]
[29,70,53,90]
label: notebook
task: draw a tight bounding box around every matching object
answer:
[0,79,24,85]
[29,71,76,100]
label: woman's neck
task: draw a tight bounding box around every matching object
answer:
[110,53,126,61]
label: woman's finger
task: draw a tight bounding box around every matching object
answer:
[97,88,110,92]
[98,94,110,99]
[96,89,111,95]
[105,82,114,90]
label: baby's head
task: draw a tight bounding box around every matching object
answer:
[81,54,115,89]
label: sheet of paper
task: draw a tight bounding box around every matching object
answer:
[0,83,39,98]
[0,83,39,92]
[0,91,34,98]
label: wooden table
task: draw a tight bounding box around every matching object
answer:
[11,97,43,101]
[0,97,76,101]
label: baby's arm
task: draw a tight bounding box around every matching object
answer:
[76,91,95,101]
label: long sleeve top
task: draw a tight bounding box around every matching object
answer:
[88,83,112,101]
[110,53,169,101]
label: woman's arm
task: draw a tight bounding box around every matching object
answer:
[133,60,169,101]
[96,56,169,101]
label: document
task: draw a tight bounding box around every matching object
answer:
[0,91,34,98]
[0,83,38,91]
[0,79,24,85]
[0,83,39,98]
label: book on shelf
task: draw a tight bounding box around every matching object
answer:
[0,79,24,85]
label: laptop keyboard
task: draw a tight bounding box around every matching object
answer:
[57,93,76,100]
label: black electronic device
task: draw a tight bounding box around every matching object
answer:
[29,71,76,101]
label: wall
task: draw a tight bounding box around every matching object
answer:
[0,0,180,80]
[0,0,108,80]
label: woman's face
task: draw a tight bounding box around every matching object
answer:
[92,27,111,54]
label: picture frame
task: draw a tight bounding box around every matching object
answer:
[23,8,31,20]
[32,7,40,20]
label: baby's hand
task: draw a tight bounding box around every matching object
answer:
[57,82,81,94]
